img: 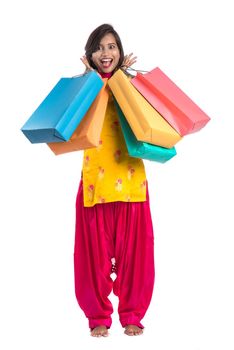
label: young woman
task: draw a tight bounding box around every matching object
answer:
[74,23,155,337]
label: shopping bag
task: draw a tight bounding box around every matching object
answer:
[115,102,176,163]
[108,69,182,148]
[21,71,104,143]
[47,79,109,155]
[131,67,210,136]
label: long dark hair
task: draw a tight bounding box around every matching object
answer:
[84,23,125,71]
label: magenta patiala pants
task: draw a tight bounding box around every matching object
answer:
[74,180,155,329]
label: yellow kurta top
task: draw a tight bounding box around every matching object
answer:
[82,91,147,207]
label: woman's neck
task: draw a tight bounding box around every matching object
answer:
[99,71,113,78]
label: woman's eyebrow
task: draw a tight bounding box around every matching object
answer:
[99,42,117,46]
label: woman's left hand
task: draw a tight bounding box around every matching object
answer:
[121,53,137,70]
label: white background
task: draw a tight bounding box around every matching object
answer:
[1,0,234,349]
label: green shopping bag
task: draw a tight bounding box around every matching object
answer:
[115,101,177,163]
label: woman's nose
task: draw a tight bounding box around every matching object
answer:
[101,47,110,54]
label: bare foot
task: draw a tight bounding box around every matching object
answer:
[124,325,143,336]
[90,325,109,337]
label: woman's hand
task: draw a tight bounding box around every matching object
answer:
[80,55,94,72]
[80,55,102,78]
[121,53,137,70]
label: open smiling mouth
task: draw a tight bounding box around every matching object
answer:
[100,58,113,68]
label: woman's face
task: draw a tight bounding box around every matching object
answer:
[91,33,120,73]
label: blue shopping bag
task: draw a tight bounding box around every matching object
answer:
[115,102,177,163]
[21,71,104,143]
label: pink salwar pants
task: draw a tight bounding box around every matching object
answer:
[74,180,155,330]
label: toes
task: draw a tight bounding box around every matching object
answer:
[91,332,104,337]
[135,328,143,335]
[90,326,109,337]
[124,325,143,336]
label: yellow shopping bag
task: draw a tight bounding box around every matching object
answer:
[108,70,182,148]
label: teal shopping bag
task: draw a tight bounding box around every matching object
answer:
[21,71,103,143]
[115,102,177,163]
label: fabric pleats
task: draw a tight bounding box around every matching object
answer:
[74,179,155,329]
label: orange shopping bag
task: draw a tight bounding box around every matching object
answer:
[108,69,182,148]
[48,79,109,155]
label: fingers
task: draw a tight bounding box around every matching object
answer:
[80,55,101,77]
[122,52,137,69]
[80,55,88,67]
[80,55,94,72]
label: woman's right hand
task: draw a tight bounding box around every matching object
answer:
[80,55,102,78]
[80,55,94,72]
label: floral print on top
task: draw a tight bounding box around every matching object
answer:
[82,91,147,207]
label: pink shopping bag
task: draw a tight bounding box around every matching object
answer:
[131,67,210,136]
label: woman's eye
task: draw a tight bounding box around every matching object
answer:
[109,44,116,49]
